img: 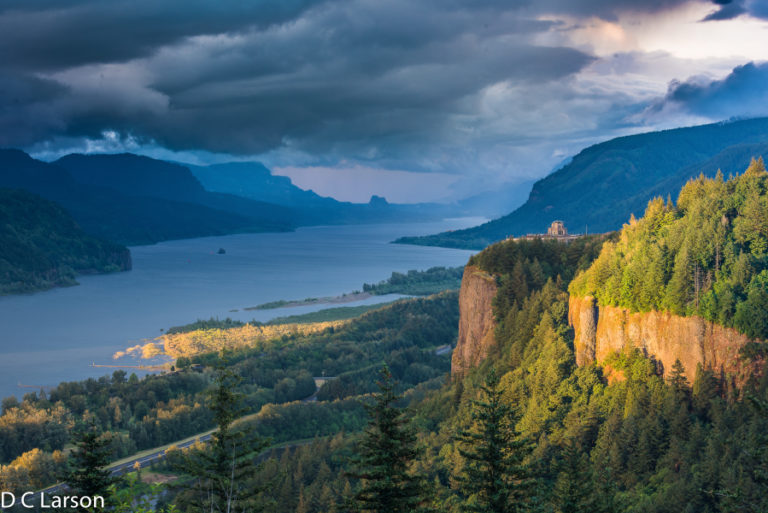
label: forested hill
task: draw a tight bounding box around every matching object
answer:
[398,117,768,249]
[0,188,131,294]
[54,153,296,235]
[570,158,768,340]
[0,149,293,245]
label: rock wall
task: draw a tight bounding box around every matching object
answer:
[569,295,758,380]
[451,266,498,377]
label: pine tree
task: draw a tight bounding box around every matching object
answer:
[62,420,117,501]
[318,483,337,513]
[348,366,430,513]
[668,359,691,406]
[296,487,310,513]
[173,363,271,512]
[455,368,535,513]
[668,359,689,392]
[552,441,594,513]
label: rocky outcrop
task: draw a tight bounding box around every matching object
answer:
[452,266,498,376]
[569,295,759,380]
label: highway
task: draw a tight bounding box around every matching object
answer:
[34,377,336,498]
[36,433,214,497]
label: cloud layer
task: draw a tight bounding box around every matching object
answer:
[1,0,767,196]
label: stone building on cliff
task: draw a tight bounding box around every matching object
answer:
[513,220,581,243]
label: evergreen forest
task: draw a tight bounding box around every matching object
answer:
[571,159,768,339]
[2,165,768,512]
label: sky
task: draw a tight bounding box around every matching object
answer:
[3,0,768,203]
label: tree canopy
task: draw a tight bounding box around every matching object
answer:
[570,159,768,339]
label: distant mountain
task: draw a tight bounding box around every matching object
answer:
[397,117,768,249]
[187,160,459,225]
[0,149,294,245]
[0,188,131,294]
[54,153,296,232]
[188,161,337,208]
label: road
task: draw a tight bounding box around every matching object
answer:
[36,433,214,498]
[35,377,338,498]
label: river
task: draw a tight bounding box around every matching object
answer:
[0,219,480,399]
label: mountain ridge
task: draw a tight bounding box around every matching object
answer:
[0,149,292,245]
[397,117,768,248]
[0,188,131,294]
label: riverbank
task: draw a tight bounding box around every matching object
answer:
[244,291,372,311]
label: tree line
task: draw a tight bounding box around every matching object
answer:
[571,159,768,340]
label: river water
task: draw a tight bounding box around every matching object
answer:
[0,219,480,399]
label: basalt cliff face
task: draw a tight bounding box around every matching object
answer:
[569,295,760,380]
[454,271,760,380]
[452,266,498,376]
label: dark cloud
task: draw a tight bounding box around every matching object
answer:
[0,0,599,163]
[701,0,768,20]
[533,0,692,19]
[0,0,324,72]
[0,0,697,73]
[137,41,592,156]
[651,61,768,119]
[703,0,747,20]
[0,73,69,147]
[0,0,758,179]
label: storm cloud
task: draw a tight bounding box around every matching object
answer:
[0,0,601,159]
[1,0,766,188]
[651,61,768,119]
[703,0,768,20]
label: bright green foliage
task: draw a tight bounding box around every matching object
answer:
[395,117,768,249]
[455,369,535,513]
[62,420,117,503]
[111,473,180,513]
[733,270,768,339]
[408,233,768,513]
[349,367,430,513]
[570,160,768,339]
[173,365,271,513]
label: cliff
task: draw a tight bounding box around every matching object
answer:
[569,295,760,381]
[452,266,498,376]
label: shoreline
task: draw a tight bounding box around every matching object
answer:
[243,291,373,311]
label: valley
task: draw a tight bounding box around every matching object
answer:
[0,220,476,400]
[2,157,768,513]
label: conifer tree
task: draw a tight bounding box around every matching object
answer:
[455,368,535,513]
[552,441,594,513]
[62,420,117,501]
[173,363,271,512]
[668,359,689,393]
[348,366,430,513]
[296,487,310,513]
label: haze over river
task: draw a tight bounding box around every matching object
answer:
[0,219,480,399]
